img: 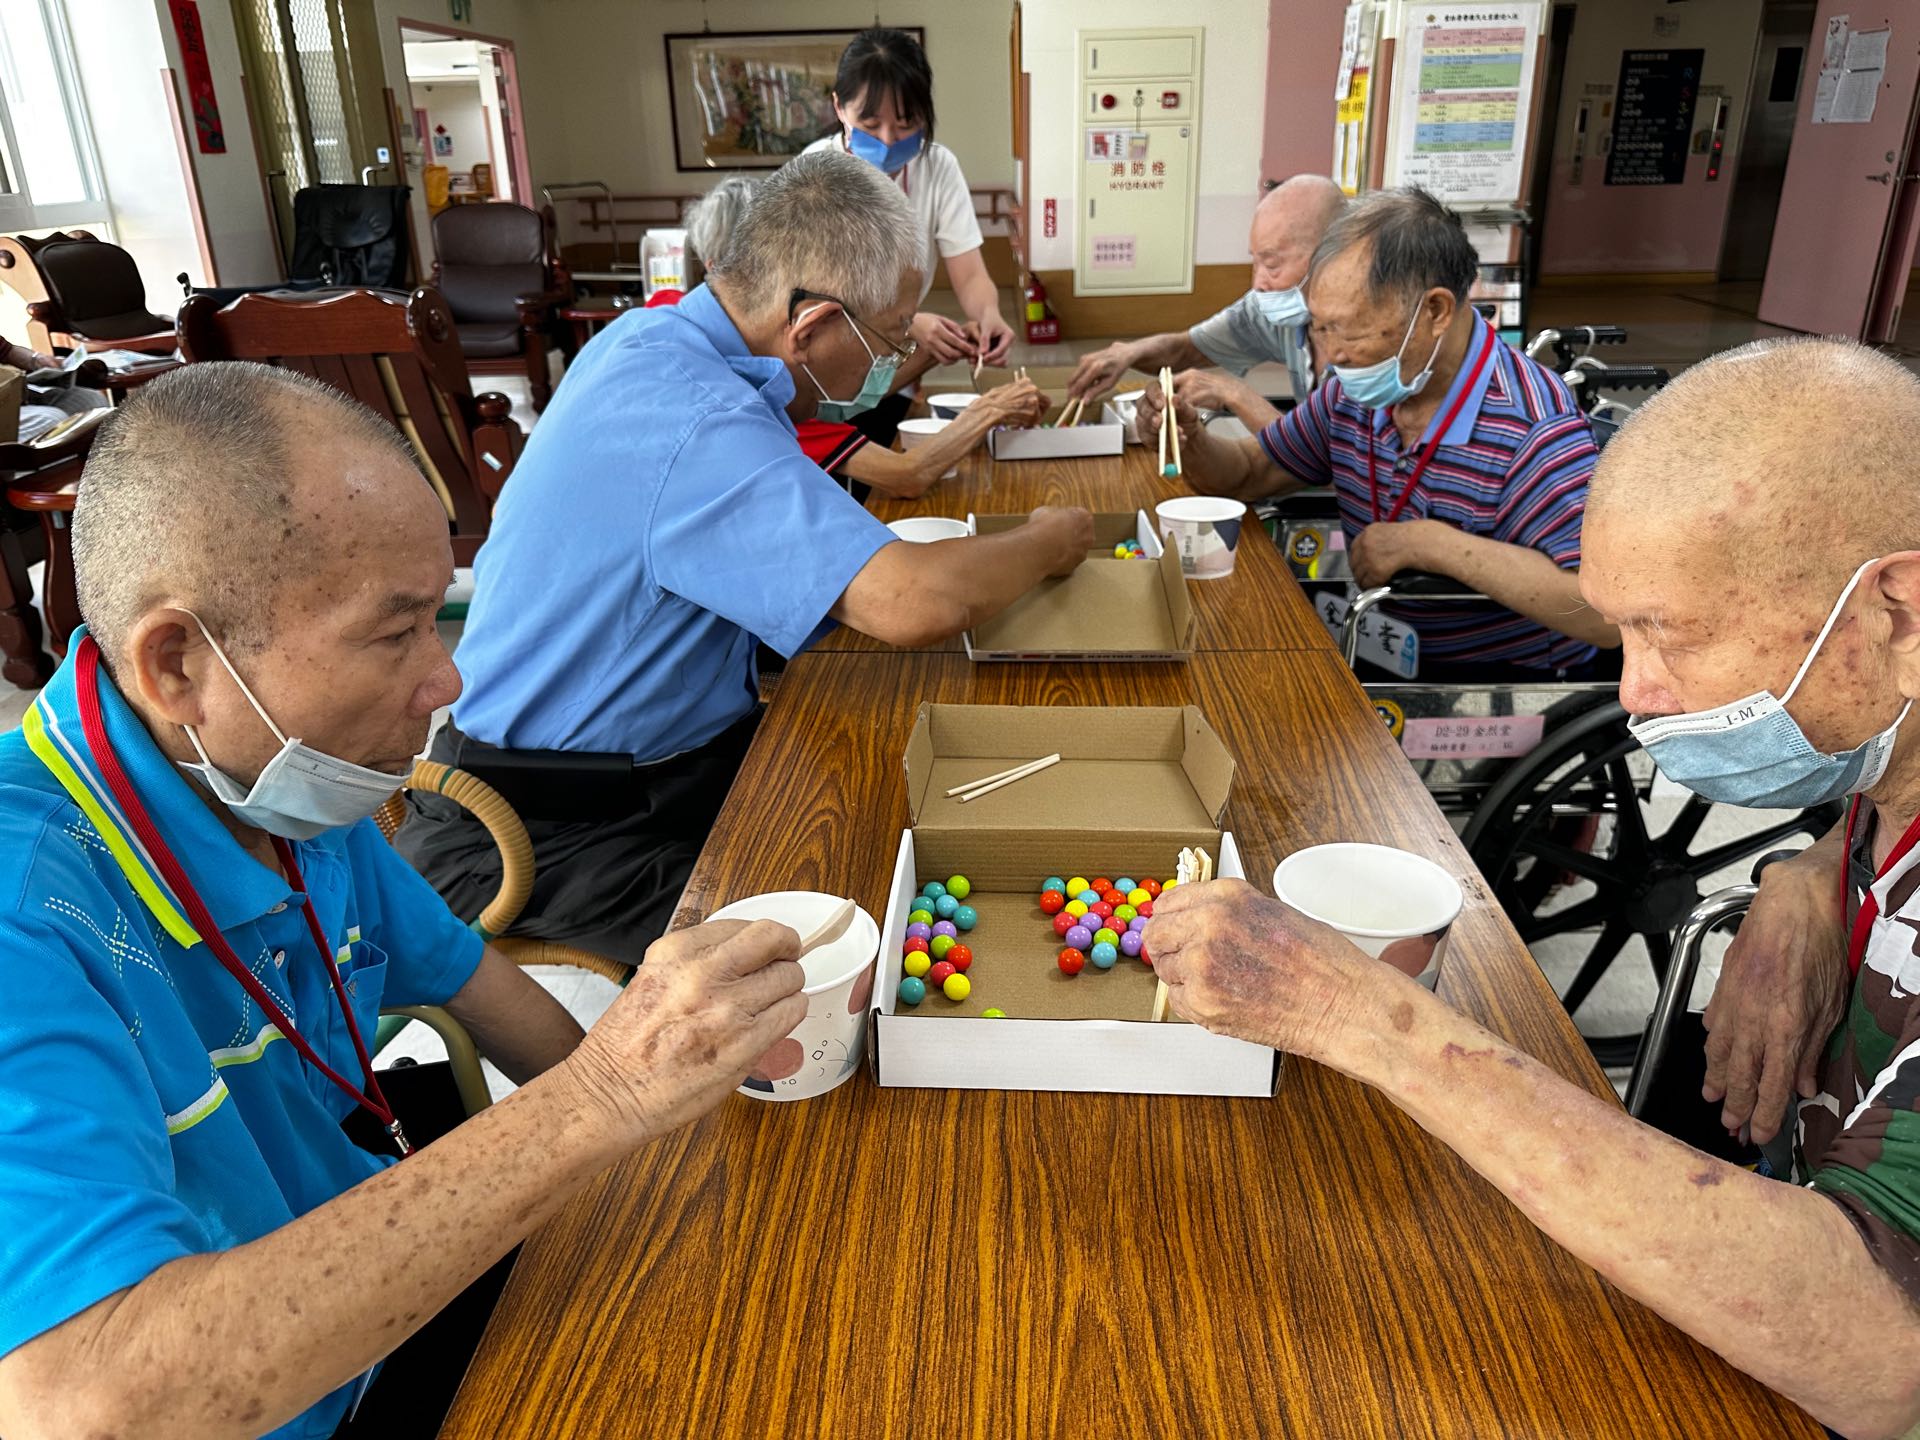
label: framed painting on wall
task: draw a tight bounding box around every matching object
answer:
[663,28,925,171]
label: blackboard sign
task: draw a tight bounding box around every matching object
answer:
[1605,49,1704,186]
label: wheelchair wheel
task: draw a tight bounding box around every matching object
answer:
[1461,702,1841,1067]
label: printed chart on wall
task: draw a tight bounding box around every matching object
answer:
[1389,2,1544,205]
[1333,1,1378,195]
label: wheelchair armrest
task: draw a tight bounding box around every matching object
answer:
[1383,569,1461,598]
[1624,884,1757,1119]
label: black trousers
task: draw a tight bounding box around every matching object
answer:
[392,712,761,967]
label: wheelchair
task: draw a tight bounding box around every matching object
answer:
[1268,328,1838,1066]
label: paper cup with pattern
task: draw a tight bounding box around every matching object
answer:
[898,417,959,479]
[1272,844,1463,991]
[708,891,879,1101]
[926,393,978,421]
[1156,496,1248,579]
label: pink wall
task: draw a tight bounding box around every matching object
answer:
[1537,0,1763,276]
[1262,0,1347,183]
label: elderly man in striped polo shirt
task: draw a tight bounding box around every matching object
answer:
[1156,186,1620,680]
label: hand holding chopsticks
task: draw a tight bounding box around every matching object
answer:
[1158,367,1183,479]
[945,753,1061,803]
[1151,845,1212,1020]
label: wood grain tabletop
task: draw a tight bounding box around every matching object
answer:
[439,648,1818,1439]
[816,443,1336,654]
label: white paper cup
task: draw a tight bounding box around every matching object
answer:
[886,516,970,543]
[1107,389,1145,442]
[708,891,880,1100]
[898,416,958,479]
[1156,496,1249,579]
[1272,844,1464,991]
[926,393,978,421]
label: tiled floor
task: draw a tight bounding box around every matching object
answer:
[6,278,1874,1095]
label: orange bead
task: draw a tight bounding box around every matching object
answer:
[1057,948,1086,975]
[947,944,973,972]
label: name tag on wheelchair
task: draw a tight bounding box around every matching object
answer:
[1315,590,1420,679]
[1401,715,1546,760]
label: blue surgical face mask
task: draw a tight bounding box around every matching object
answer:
[1333,305,1444,410]
[800,306,899,423]
[846,126,923,175]
[1254,285,1308,329]
[1628,559,1913,809]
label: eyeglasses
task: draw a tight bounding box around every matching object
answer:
[789,287,916,360]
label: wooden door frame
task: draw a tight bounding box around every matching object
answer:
[395,17,533,205]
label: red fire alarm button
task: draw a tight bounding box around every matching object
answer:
[1160,90,1179,109]
[1100,93,1117,109]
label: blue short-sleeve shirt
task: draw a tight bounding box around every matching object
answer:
[0,641,484,1439]
[451,284,897,761]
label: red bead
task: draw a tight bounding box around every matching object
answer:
[1039,889,1066,915]
[1057,948,1086,975]
[1139,940,1152,967]
[1101,889,1125,907]
[1052,911,1075,937]
[1091,877,1114,894]
[928,960,956,986]
[1136,899,1153,918]
[1090,901,1115,920]
[947,944,973,972]
[904,936,929,955]
[1142,878,1162,898]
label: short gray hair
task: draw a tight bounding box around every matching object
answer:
[1308,186,1479,305]
[706,149,919,318]
[72,361,416,667]
[686,175,760,268]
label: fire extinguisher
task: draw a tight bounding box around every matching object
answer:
[1023,271,1060,344]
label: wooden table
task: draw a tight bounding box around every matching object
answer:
[439,452,1818,1438]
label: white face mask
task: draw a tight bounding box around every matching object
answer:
[177,613,412,841]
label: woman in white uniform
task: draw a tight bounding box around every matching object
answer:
[803,28,1016,367]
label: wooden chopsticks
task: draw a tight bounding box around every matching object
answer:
[1151,845,1211,1020]
[1158,367,1182,478]
[945,753,1062,803]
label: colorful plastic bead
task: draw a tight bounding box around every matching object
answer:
[1091,877,1114,894]
[1066,876,1090,898]
[1114,878,1138,895]
[928,960,956,987]
[1042,876,1066,895]
[898,976,927,1005]
[1075,889,1101,907]
[1039,889,1066,915]
[1064,899,1089,919]
[904,951,932,977]
[1128,916,1148,933]
[1093,927,1119,948]
[909,908,934,928]
[907,921,933,942]
[1113,543,1132,559]
[933,920,958,940]
[982,1007,1008,1018]
[1162,878,1178,892]
[1126,888,1151,908]
[922,881,947,900]
[1143,878,1162,898]
[1091,941,1118,969]
[1052,911,1077,938]
[933,894,960,919]
[929,934,956,960]
[947,943,973,972]
[1119,930,1144,958]
[1100,890,1126,909]
[942,973,971,1001]
[1140,940,1153,968]
[904,936,930,955]
[1057,948,1086,975]
[1114,904,1137,924]
[1064,924,1093,951]
[946,875,972,901]
[953,905,978,932]
[1136,899,1153,918]
[1090,901,1115,921]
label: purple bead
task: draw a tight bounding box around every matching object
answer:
[1128,916,1148,933]
[1064,924,1093,951]
[906,922,933,942]
[1119,930,1144,957]
[933,920,959,939]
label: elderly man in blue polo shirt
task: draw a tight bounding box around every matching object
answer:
[398,150,1092,963]
[1156,186,1619,680]
[0,363,811,1440]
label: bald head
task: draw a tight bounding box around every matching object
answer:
[1591,337,1920,596]
[1249,174,1347,291]
[72,362,432,667]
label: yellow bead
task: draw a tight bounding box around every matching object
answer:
[943,973,971,1002]
[1064,899,1088,918]
[1067,876,1090,896]
[1127,888,1151,907]
[1163,878,1179,891]
[903,952,931,977]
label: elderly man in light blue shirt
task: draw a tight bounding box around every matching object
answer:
[399,150,1093,964]
[1065,174,1346,430]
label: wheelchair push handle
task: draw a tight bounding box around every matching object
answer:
[1341,572,1488,666]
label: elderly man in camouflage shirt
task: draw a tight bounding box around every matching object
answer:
[1142,337,1920,1438]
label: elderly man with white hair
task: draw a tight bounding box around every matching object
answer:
[1066,174,1346,429]
[399,149,1093,963]
[1141,337,1920,1438]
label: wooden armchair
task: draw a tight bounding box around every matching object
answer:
[430,202,566,410]
[177,286,521,564]
[0,232,177,356]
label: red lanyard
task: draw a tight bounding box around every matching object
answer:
[1367,328,1497,525]
[74,637,409,1155]
[1842,794,1920,978]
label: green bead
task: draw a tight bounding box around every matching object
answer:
[1113,904,1137,923]
[929,934,955,960]
[908,908,934,928]
[981,1007,1007,1018]
[946,875,971,900]
[1094,927,1119,948]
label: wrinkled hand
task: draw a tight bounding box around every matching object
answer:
[977,376,1047,428]
[1172,369,1249,414]
[1027,504,1097,576]
[1702,853,1849,1142]
[1067,343,1132,400]
[564,919,806,1144]
[912,310,974,364]
[1144,878,1384,1061]
[1131,382,1205,451]
[1349,519,1449,588]
[968,314,1016,367]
